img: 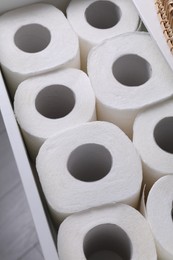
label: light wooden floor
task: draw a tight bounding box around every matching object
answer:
[0,112,44,260]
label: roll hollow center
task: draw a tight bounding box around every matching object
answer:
[14,23,51,53]
[84,224,132,260]
[85,1,122,29]
[154,117,173,154]
[35,85,75,119]
[112,54,152,86]
[67,143,112,182]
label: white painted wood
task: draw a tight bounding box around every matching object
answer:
[18,243,44,260]
[0,72,58,260]
[0,113,5,134]
[0,115,44,260]
[0,128,20,199]
[0,183,39,260]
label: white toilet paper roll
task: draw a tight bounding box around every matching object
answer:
[58,203,157,260]
[0,3,80,97]
[88,32,173,138]
[133,99,173,192]
[14,68,96,159]
[67,0,140,70]
[0,0,71,14]
[36,121,142,223]
[146,176,173,260]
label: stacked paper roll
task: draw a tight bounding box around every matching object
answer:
[88,32,173,138]
[36,121,142,223]
[0,0,71,14]
[0,3,80,97]
[14,68,96,159]
[67,0,140,70]
[133,99,173,192]
[1,1,172,259]
[146,176,173,260]
[58,204,157,260]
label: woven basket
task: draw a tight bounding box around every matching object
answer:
[155,0,173,52]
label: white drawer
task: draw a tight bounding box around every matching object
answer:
[0,71,59,259]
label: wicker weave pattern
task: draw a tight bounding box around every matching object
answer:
[155,0,173,52]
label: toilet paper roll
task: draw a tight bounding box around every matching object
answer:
[36,121,142,223]
[0,3,80,97]
[0,0,71,14]
[58,203,157,260]
[87,32,173,138]
[146,176,173,260]
[14,68,96,159]
[133,99,173,192]
[67,0,140,71]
